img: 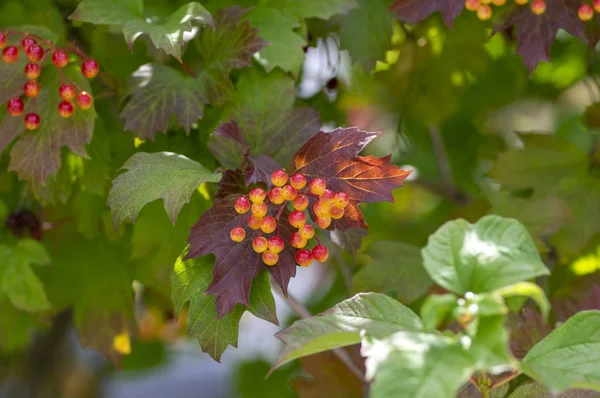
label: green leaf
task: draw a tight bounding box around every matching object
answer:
[0,297,43,352]
[422,215,549,294]
[351,241,433,304]
[172,250,278,361]
[361,331,475,398]
[270,293,422,372]
[0,239,51,312]
[467,314,513,370]
[509,382,600,397]
[69,0,144,25]
[107,152,221,225]
[265,0,359,19]
[522,311,600,392]
[420,293,458,331]
[494,282,550,321]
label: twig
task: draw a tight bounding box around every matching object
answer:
[490,370,520,389]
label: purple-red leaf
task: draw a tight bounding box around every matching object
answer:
[390,0,465,27]
[508,308,552,360]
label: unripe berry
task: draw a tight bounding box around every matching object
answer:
[309,178,327,195]
[251,202,268,218]
[260,216,277,234]
[59,84,76,101]
[282,185,297,201]
[579,4,594,21]
[267,236,285,254]
[312,245,329,262]
[52,50,69,68]
[334,192,350,208]
[252,236,268,253]
[248,214,263,230]
[530,0,546,14]
[262,250,279,266]
[76,92,93,109]
[58,101,74,118]
[268,187,285,204]
[24,63,40,79]
[288,211,306,228]
[290,173,307,190]
[230,227,246,242]
[493,0,505,5]
[293,195,309,211]
[26,44,43,62]
[7,97,24,116]
[316,215,331,229]
[249,187,266,204]
[81,59,99,78]
[465,0,480,11]
[320,189,335,204]
[2,46,19,63]
[24,113,40,130]
[24,80,40,98]
[330,206,344,220]
[296,249,312,267]
[298,224,315,240]
[595,0,600,13]
[235,196,251,214]
[314,201,331,218]
[290,232,307,249]
[477,4,492,20]
[0,33,6,49]
[271,169,288,187]
[514,0,528,5]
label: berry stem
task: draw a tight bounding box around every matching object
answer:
[181,62,197,78]
[275,203,286,220]
[314,235,322,245]
[5,31,53,47]
[62,43,89,60]
[57,68,83,91]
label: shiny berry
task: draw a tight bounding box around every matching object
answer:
[252,236,268,253]
[248,214,263,230]
[320,189,335,204]
[24,80,40,98]
[7,97,24,116]
[316,215,331,229]
[235,196,251,214]
[309,178,327,195]
[271,169,288,187]
[81,59,99,78]
[530,0,546,14]
[59,84,76,101]
[24,63,40,79]
[477,4,492,20]
[26,44,43,62]
[290,173,307,190]
[334,192,350,208]
[0,33,6,49]
[58,101,74,118]
[262,250,279,266]
[21,37,36,51]
[2,46,19,63]
[330,206,344,220]
[465,0,480,11]
[230,227,246,242]
[288,211,306,228]
[76,92,93,109]
[296,249,312,267]
[249,188,266,204]
[52,50,68,68]
[298,224,315,240]
[312,245,329,262]
[251,202,268,218]
[24,113,40,130]
[579,4,594,21]
[290,232,307,249]
[314,201,331,218]
[268,236,285,254]
[293,195,309,211]
[282,185,297,201]
[268,187,285,205]
[595,0,600,12]
[260,216,277,234]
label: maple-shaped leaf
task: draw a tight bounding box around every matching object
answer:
[291,127,411,230]
[68,0,144,26]
[390,0,465,27]
[120,7,267,139]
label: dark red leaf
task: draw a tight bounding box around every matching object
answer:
[390,0,465,27]
[551,273,600,322]
[245,154,281,187]
[508,308,552,360]
[214,169,247,200]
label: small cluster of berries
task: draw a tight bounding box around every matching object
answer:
[229,170,350,267]
[465,0,547,20]
[0,31,97,130]
[577,1,600,21]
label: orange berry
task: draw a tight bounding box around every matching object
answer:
[334,192,350,208]
[249,188,266,204]
[314,201,331,218]
[24,80,40,98]
[320,189,335,204]
[465,0,480,11]
[248,214,263,230]
[290,173,307,190]
[316,215,331,229]
[298,224,315,240]
[530,0,546,14]
[282,185,297,201]
[309,178,327,195]
[268,187,285,205]
[579,4,594,21]
[595,0,600,12]
[230,227,246,242]
[493,0,506,5]
[24,63,40,79]
[296,249,312,267]
[514,0,528,5]
[477,4,492,20]
[252,236,268,253]
[235,196,251,214]
[260,216,277,234]
[268,236,285,254]
[330,206,344,220]
[288,211,306,228]
[312,245,329,262]
[262,250,279,266]
[76,91,93,109]
[290,232,307,249]
[271,169,288,187]
[293,195,309,211]
[251,202,268,218]
[59,84,76,101]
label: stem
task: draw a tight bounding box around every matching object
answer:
[5,31,53,46]
[490,370,520,389]
[181,62,197,78]
[275,204,286,220]
[478,373,492,398]
[57,67,83,92]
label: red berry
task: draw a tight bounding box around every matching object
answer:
[21,37,36,51]
[293,195,309,211]
[290,173,307,190]
[249,187,266,204]
[282,185,297,201]
[268,236,285,254]
[530,0,546,14]
[58,101,74,118]
[316,215,331,229]
[320,189,335,204]
[330,206,344,220]
[312,245,329,262]
[0,33,6,49]
[465,0,480,11]
[594,0,600,13]
[235,196,251,214]
[2,46,19,63]
[290,232,307,249]
[24,63,40,79]
[309,178,327,195]
[230,227,246,242]
[24,80,40,98]
[24,113,40,130]
[7,97,24,116]
[251,202,268,218]
[334,192,350,208]
[298,224,315,240]
[477,4,492,20]
[81,59,99,78]
[579,4,594,21]
[268,187,285,205]
[288,211,306,228]
[262,250,279,266]
[76,91,93,109]
[260,216,277,234]
[26,44,43,62]
[314,200,331,217]
[59,84,76,101]
[252,236,268,253]
[271,169,288,187]
[52,50,68,68]
[248,215,263,230]
[296,249,312,267]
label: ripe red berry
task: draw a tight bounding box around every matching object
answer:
[293,195,309,211]
[579,4,594,21]
[477,4,492,20]
[0,33,6,49]
[21,37,36,51]
[296,249,312,267]
[314,200,331,218]
[312,245,329,262]
[52,50,68,68]
[320,189,335,204]
[24,63,41,79]
[81,59,99,78]
[288,211,306,228]
[24,80,40,98]
[7,97,24,116]
[282,185,297,201]
[260,216,277,234]
[58,101,74,118]
[309,178,327,195]
[271,169,288,187]
[268,187,285,205]
[290,232,307,249]
[24,113,40,130]
[58,84,76,101]
[230,227,246,242]
[235,196,251,214]
[316,215,331,229]
[248,214,263,230]
[334,192,350,208]
[76,91,93,109]
[465,0,480,11]
[251,202,268,218]
[262,250,279,266]
[2,46,19,63]
[252,236,268,253]
[298,224,315,240]
[530,0,546,14]
[290,173,307,190]
[249,188,267,204]
[26,44,43,62]
[268,236,285,254]
[594,0,600,13]
[331,206,344,219]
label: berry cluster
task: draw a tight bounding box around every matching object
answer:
[0,31,98,131]
[577,1,600,21]
[465,0,547,20]
[6,209,42,240]
[229,170,350,267]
